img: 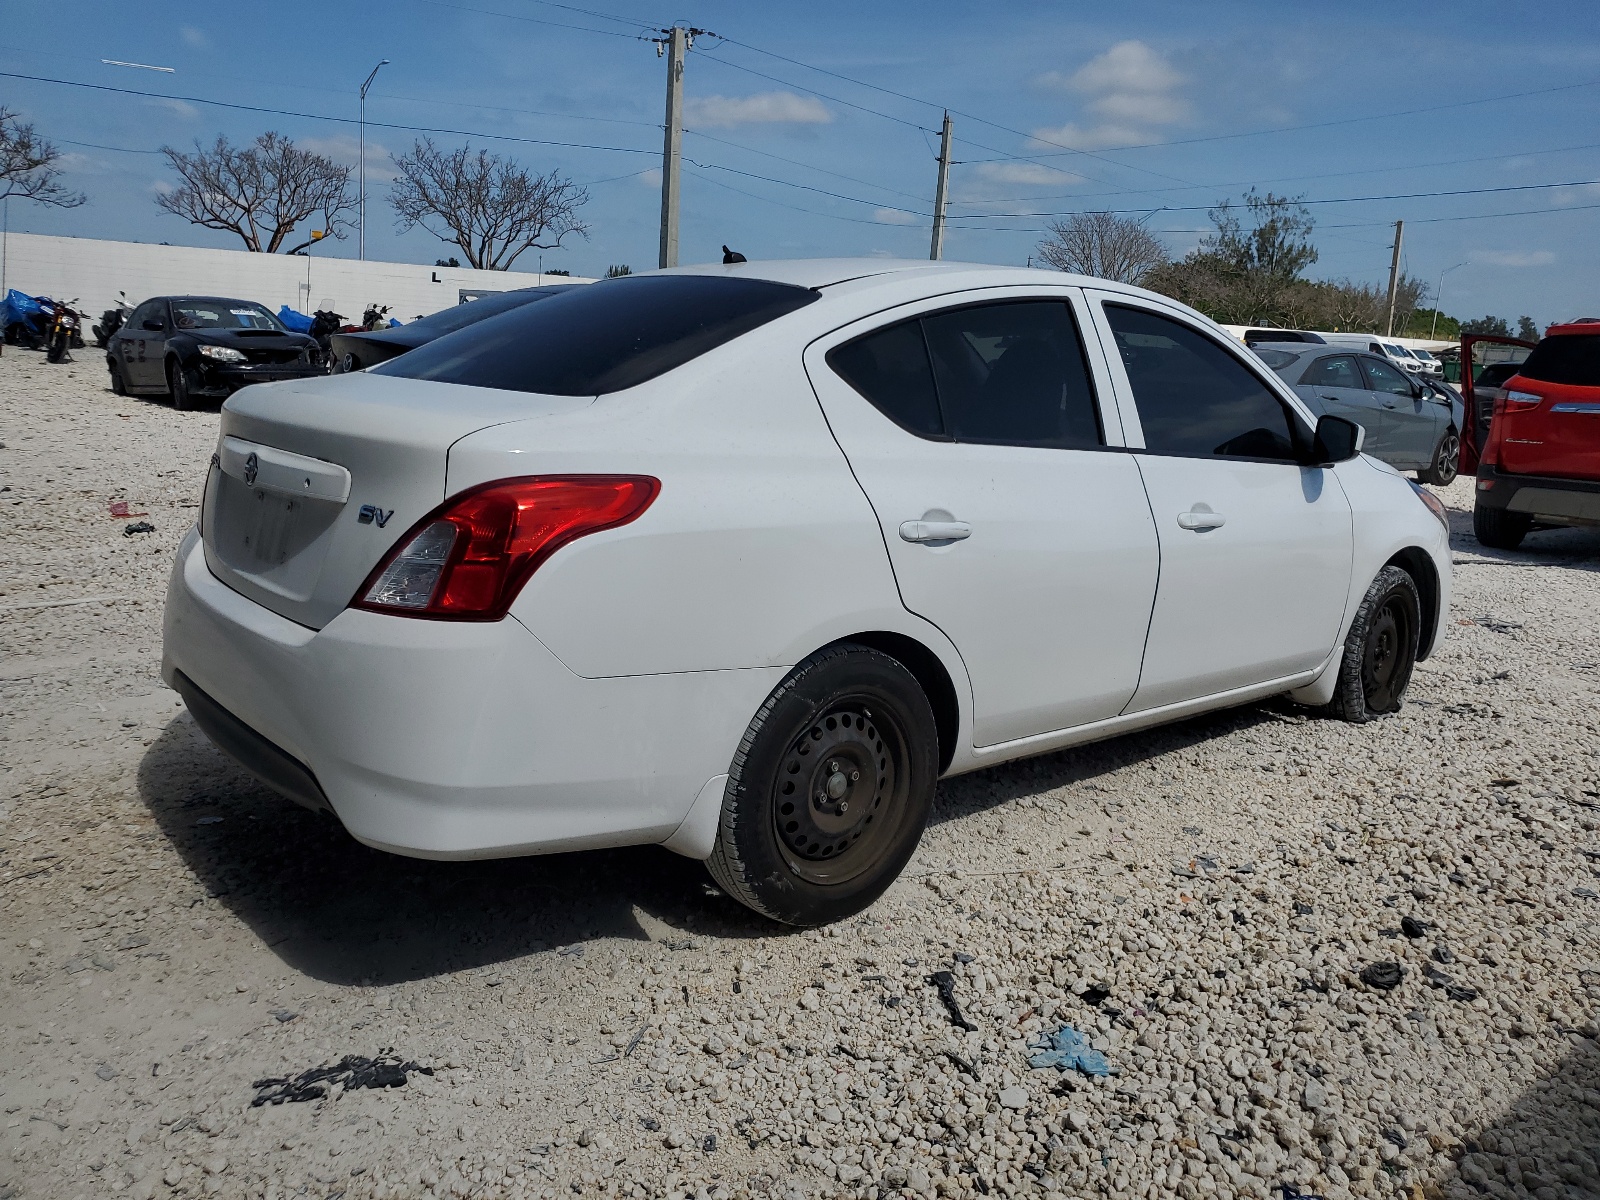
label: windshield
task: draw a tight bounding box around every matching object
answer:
[1516,334,1600,387]
[375,275,820,396]
[1411,349,1435,362]
[172,300,283,331]
[1384,344,1413,358]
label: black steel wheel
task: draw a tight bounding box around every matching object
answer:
[1323,565,1421,723]
[108,362,127,396]
[707,643,938,926]
[167,359,192,411]
[1419,428,1459,487]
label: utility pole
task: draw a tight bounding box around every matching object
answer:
[656,27,689,269]
[358,59,390,262]
[1384,219,1404,337]
[929,111,953,261]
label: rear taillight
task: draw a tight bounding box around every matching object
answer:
[1505,389,1542,408]
[353,475,659,620]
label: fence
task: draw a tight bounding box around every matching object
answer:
[0,232,592,327]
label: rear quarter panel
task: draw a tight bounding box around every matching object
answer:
[445,317,962,683]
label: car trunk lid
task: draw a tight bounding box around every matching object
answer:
[201,373,593,629]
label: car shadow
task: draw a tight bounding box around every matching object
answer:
[136,716,774,987]
[1426,1031,1600,1195]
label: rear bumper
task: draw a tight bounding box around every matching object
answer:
[161,527,777,859]
[1475,464,1600,526]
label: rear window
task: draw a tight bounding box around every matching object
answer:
[1253,348,1301,370]
[1516,334,1600,387]
[374,275,819,396]
[406,287,572,337]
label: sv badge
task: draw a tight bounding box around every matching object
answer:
[357,504,394,528]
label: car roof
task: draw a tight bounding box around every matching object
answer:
[654,256,1175,299]
[1544,321,1600,337]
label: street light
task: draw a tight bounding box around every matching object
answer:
[1431,261,1468,339]
[358,59,390,262]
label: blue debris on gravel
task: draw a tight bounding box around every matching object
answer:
[1027,1024,1116,1077]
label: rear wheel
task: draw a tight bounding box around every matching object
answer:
[1473,502,1531,551]
[706,643,938,926]
[1418,427,1459,486]
[167,359,193,411]
[1324,565,1420,723]
[108,363,126,396]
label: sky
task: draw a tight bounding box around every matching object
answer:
[2,0,1598,326]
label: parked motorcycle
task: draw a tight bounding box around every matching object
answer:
[307,309,345,370]
[93,291,133,347]
[360,303,392,331]
[45,297,83,363]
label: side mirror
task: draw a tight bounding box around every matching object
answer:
[1311,414,1364,465]
[142,319,164,331]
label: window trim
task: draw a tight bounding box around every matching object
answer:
[816,286,1128,451]
[1086,291,1317,464]
[1302,353,1361,391]
[1359,353,1414,397]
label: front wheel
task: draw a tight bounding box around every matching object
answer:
[1473,502,1531,551]
[1418,427,1459,487]
[706,643,939,926]
[1323,565,1421,723]
[167,359,193,411]
[108,363,127,396]
[45,330,67,363]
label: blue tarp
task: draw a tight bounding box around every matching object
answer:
[2,289,46,328]
[277,305,314,333]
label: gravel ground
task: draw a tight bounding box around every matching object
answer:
[2,346,1598,1200]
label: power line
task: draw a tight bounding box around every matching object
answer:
[683,163,925,228]
[684,158,929,216]
[944,178,1600,222]
[0,70,658,157]
[684,128,931,204]
[951,138,1600,208]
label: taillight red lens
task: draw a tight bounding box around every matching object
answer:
[353,475,660,620]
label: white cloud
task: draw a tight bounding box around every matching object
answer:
[299,133,398,182]
[1030,40,1189,150]
[873,207,921,226]
[684,91,831,129]
[638,167,662,187]
[974,162,1074,187]
[146,97,200,120]
[1473,249,1556,268]
[180,26,209,49]
[1551,182,1600,206]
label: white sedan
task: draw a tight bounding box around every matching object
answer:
[163,259,1451,925]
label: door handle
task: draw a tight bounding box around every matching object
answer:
[1382,399,1399,409]
[1319,393,1341,402]
[899,519,971,543]
[1176,511,1226,531]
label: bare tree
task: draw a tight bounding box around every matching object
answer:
[157,132,355,253]
[1036,211,1168,285]
[389,139,588,271]
[0,108,86,209]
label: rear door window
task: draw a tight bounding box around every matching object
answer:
[1516,335,1600,386]
[828,299,1104,448]
[922,301,1103,449]
[1105,303,1300,461]
[374,275,819,396]
[1300,355,1363,389]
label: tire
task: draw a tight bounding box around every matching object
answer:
[1418,427,1459,487]
[706,643,939,926]
[1473,502,1531,551]
[45,331,66,364]
[108,363,126,396]
[1323,565,1421,723]
[167,359,192,411]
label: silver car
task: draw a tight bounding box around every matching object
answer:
[1255,345,1464,485]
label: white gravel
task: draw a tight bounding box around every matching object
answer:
[2,347,1598,1200]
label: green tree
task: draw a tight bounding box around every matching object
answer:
[1461,315,1512,337]
[1145,190,1317,324]
[1516,315,1540,341]
[604,264,633,278]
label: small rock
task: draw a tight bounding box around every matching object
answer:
[96,1064,117,1081]
[1302,1079,1328,1111]
[1067,1110,1091,1132]
[203,1157,228,1176]
[577,1129,594,1148]
[998,1085,1028,1110]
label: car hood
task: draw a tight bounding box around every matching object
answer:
[187,328,317,350]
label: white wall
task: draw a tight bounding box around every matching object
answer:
[0,232,593,326]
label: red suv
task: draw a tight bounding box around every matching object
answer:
[1474,320,1600,549]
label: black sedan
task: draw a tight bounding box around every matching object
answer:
[329,285,578,374]
[106,296,322,410]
